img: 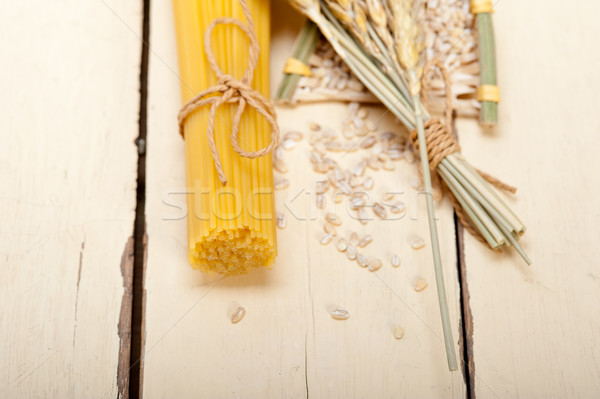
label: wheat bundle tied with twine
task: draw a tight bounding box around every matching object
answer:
[288,0,529,371]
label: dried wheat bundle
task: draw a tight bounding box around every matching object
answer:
[287,0,528,370]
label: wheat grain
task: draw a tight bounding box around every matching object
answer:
[324,222,337,236]
[326,212,342,226]
[367,258,383,271]
[336,237,348,252]
[381,192,395,202]
[346,245,357,260]
[358,234,373,247]
[413,277,428,292]
[410,235,426,249]
[330,307,350,320]
[231,306,246,324]
[283,131,303,142]
[393,326,405,339]
[320,233,334,245]
[281,139,297,150]
[373,202,387,219]
[316,193,327,209]
[356,253,368,268]
[276,212,287,229]
[275,177,290,190]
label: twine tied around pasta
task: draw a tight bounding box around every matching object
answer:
[411,60,516,246]
[177,0,279,186]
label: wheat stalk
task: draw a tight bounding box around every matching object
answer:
[476,11,498,126]
[389,0,458,371]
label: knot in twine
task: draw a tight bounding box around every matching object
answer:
[177,0,279,186]
[411,60,516,245]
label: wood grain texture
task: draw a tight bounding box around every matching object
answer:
[458,1,600,397]
[0,1,142,397]
[142,1,466,397]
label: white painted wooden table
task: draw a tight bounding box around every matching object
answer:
[1,0,599,398]
[0,1,142,398]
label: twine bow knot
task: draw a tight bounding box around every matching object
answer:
[177,0,279,186]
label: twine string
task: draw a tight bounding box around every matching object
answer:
[412,59,516,246]
[177,0,279,186]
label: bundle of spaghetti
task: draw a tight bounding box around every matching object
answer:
[173,0,277,275]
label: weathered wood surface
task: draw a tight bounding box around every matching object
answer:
[458,1,600,397]
[142,1,465,397]
[0,1,142,397]
[5,0,600,397]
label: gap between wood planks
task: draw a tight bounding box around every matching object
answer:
[452,114,475,399]
[455,215,475,399]
[129,0,150,398]
[123,1,477,396]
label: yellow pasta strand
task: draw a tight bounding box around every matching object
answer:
[173,0,276,275]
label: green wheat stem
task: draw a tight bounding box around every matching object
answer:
[413,92,458,372]
[477,12,498,126]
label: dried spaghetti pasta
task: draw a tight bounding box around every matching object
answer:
[173,0,276,275]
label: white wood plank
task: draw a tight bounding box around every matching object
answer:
[0,1,142,397]
[459,1,600,397]
[143,1,466,397]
